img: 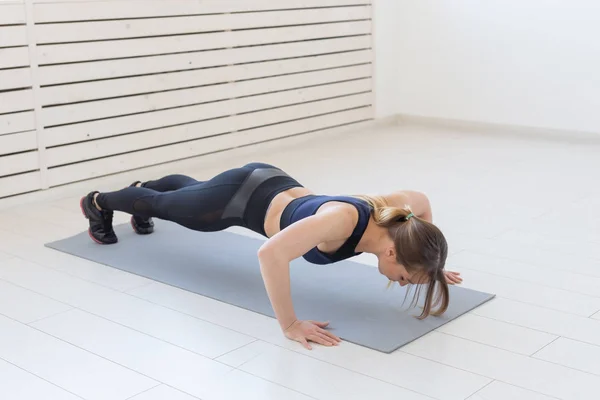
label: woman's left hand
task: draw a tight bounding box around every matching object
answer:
[444,270,463,285]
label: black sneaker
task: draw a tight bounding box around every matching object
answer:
[79,191,118,244]
[129,181,154,235]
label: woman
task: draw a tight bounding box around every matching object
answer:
[80,162,462,350]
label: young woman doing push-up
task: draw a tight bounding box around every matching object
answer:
[80,162,462,350]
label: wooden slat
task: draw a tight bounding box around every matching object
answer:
[0,111,35,135]
[0,171,40,198]
[41,50,371,105]
[0,3,26,25]
[0,47,29,68]
[45,79,371,152]
[41,64,372,126]
[0,89,34,113]
[0,130,37,155]
[39,36,371,85]
[46,78,371,147]
[0,68,31,90]
[0,25,28,47]
[35,6,370,44]
[34,0,370,23]
[47,107,372,186]
[0,150,38,176]
[38,20,371,64]
[47,93,370,166]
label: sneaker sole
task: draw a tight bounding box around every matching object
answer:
[80,196,116,245]
[130,216,153,235]
[130,216,140,234]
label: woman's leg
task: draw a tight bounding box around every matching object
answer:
[129,174,203,234]
[138,174,202,192]
[80,166,254,244]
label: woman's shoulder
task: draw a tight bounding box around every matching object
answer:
[378,190,428,206]
[318,199,360,219]
[380,190,432,221]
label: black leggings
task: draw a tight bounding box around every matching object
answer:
[95,162,303,237]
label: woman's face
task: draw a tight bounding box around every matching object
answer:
[377,248,414,286]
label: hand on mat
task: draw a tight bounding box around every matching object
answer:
[284,320,341,350]
[444,270,462,285]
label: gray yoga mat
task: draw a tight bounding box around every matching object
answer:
[46,221,495,353]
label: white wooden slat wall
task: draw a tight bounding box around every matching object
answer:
[0,0,374,198]
[0,0,41,198]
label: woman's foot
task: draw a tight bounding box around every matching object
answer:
[80,192,118,244]
[130,181,154,235]
[131,215,154,234]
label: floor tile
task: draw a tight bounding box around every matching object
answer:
[292,341,490,400]
[206,369,315,400]
[403,332,600,400]
[445,265,600,317]
[130,282,492,400]
[0,314,157,400]
[127,282,290,346]
[32,308,304,400]
[469,380,561,400]
[434,212,518,239]
[0,234,152,292]
[0,359,81,400]
[0,212,77,244]
[0,258,256,359]
[216,340,268,368]
[9,203,85,231]
[30,308,304,400]
[455,235,600,278]
[238,342,433,400]
[0,228,33,255]
[520,213,600,245]
[497,229,600,260]
[0,279,72,324]
[128,385,199,400]
[436,314,557,355]
[0,249,11,262]
[533,337,600,376]
[0,358,82,400]
[473,297,600,347]
[31,246,153,292]
[450,250,600,297]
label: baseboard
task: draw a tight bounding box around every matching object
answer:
[370,114,401,128]
[0,118,378,210]
[393,113,600,144]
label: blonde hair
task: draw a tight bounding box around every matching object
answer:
[354,195,414,227]
[354,194,449,319]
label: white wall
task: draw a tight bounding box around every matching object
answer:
[373,0,401,119]
[376,0,600,134]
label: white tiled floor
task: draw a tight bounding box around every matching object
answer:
[1,122,600,400]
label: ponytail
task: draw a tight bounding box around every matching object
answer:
[354,195,416,227]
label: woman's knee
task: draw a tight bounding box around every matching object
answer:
[132,194,165,218]
[145,174,198,191]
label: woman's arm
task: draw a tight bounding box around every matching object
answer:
[257,204,357,349]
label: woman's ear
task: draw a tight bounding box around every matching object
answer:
[386,247,396,258]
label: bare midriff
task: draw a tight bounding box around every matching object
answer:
[263,187,314,238]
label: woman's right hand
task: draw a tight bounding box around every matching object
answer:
[284,320,341,350]
[257,207,354,351]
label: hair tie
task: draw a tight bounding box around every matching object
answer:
[404,212,415,221]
